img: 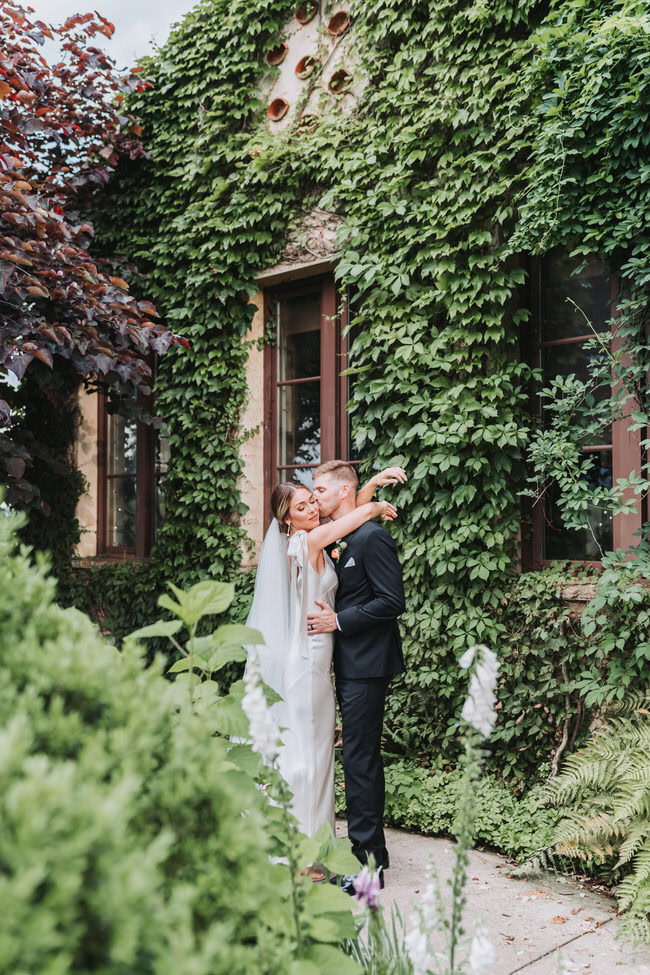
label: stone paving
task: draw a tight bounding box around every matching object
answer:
[337,822,650,974]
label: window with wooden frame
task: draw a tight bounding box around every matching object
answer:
[263,273,360,511]
[97,391,169,558]
[527,251,641,567]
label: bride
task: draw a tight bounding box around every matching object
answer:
[246,471,400,843]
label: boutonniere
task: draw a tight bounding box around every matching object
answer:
[331,540,347,562]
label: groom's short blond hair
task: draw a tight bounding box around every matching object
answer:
[313,460,359,489]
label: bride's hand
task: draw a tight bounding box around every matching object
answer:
[371,467,407,488]
[374,500,397,521]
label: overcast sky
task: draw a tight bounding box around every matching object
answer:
[31,0,198,69]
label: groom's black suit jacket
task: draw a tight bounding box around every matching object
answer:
[332,521,406,680]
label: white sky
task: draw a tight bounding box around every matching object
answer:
[30,0,198,69]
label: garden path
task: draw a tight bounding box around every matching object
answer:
[336,822,650,974]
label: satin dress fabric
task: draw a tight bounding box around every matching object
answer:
[279,530,338,838]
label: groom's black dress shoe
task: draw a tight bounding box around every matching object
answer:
[340,871,385,895]
[341,875,355,895]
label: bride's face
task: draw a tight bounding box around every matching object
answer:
[287,488,320,532]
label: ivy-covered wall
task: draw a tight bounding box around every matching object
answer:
[51,0,650,788]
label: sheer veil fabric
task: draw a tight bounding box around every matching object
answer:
[245,518,292,734]
[245,518,337,837]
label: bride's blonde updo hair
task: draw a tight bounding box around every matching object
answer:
[271,481,307,535]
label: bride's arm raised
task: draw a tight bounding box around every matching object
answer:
[355,467,407,506]
[307,500,396,556]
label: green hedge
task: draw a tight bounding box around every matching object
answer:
[18,0,650,851]
[0,509,303,974]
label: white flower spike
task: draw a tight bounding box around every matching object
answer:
[405,926,430,975]
[461,644,499,738]
[241,652,280,763]
[469,922,495,974]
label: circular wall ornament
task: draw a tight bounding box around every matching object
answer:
[266,43,289,66]
[267,98,290,122]
[295,55,319,79]
[296,113,319,135]
[327,11,351,36]
[295,2,318,25]
[327,68,352,94]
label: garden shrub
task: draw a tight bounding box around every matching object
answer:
[547,703,650,944]
[15,0,650,870]
[336,759,561,863]
[0,507,355,975]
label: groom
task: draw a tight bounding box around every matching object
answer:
[308,460,406,889]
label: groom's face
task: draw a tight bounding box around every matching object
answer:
[313,473,348,518]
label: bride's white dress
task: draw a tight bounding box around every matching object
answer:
[282,530,337,836]
[246,522,338,837]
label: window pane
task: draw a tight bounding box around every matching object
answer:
[278,381,321,467]
[278,292,321,381]
[107,476,136,548]
[541,253,611,341]
[107,413,137,475]
[542,450,613,560]
[277,467,315,489]
[541,342,611,442]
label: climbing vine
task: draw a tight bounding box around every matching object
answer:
[54,0,650,783]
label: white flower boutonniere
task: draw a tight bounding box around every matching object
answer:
[330,540,347,562]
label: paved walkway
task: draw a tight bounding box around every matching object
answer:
[336,823,650,974]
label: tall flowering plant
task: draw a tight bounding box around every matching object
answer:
[348,646,501,975]
[130,582,362,972]
[347,641,568,974]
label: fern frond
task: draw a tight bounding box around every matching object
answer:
[615,819,650,867]
[546,705,650,934]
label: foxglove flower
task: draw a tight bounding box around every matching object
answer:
[469,923,495,974]
[353,865,381,912]
[405,926,430,975]
[460,644,499,738]
[241,653,279,762]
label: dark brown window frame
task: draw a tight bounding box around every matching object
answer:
[97,390,156,559]
[524,258,642,570]
[263,272,355,520]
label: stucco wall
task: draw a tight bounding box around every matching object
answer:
[75,386,99,557]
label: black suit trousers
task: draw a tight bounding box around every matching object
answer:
[336,674,390,870]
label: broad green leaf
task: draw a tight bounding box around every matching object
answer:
[302,943,361,974]
[129,620,183,640]
[212,692,249,737]
[160,581,235,627]
[297,834,322,869]
[305,881,354,915]
[306,915,350,944]
[213,623,264,646]
[261,680,283,707]
[288,962,320,975]
[167,654,209,674]
[226,742,260,776]
[319,841,360,876]
[185,579,235,615]
[208,643,248,671]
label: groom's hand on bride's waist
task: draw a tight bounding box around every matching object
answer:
[307,599,338,634]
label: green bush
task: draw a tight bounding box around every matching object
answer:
[547,704,650,944]
[0,508,335,974]
[336,758,561,863]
